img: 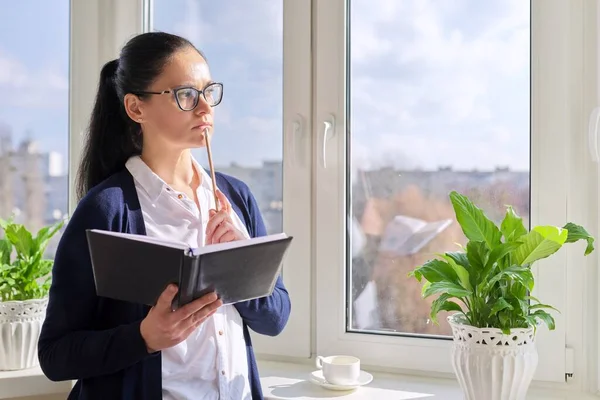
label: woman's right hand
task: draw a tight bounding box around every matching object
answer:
[140,284,222,353]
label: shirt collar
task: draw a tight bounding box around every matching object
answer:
[125,155,216,202]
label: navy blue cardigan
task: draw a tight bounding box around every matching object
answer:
[38,168,291,399]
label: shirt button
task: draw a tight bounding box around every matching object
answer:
[221,370,225,376]
[177,194,183,199]
[218,330,223,336]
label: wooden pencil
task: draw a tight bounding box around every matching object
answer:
[204,127,220,212]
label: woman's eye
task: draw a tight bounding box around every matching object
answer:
[179,89,194,98]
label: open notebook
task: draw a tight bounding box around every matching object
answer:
[86,229,293,309]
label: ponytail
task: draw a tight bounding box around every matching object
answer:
[75,59,141,201]
[75,32,202,200]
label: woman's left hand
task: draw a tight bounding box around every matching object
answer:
[205,189,245,244]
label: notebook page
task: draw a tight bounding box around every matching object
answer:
[190,232,289,256]
[87,229,189,250]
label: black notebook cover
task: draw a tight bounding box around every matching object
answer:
[86,230,292,309]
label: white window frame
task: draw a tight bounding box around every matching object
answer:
[245,0,313,359]
[313,0,593,384]
[68,0,145,390]
[69,0,145,214]
[564,0,600,394]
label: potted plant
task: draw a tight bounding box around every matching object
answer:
[0,218,64,370]
[409,191,595,400]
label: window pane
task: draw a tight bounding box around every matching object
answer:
[153,0,283,235]
[0,2,69,259]
[348,0,530,336]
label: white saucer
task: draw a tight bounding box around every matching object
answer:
[309,370,373,391]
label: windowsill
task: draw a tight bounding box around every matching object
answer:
[0,366,71,400]
[2,360,598,400]
[257,360,600,400]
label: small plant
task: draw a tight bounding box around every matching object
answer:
[409,191,595,334]
[0,218,64,302]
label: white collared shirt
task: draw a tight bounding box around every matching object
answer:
[125,155,252,400]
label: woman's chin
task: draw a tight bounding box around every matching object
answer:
[188,137,209,148]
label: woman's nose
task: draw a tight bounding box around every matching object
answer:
[194,96,212,114]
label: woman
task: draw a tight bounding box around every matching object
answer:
[38,32,291,400]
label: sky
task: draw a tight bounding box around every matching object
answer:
[0,0,530,172]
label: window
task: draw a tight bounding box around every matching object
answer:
[0,1,69,256]
[150,0,312,357]
[314,0,578,382]
[346,0,531,338]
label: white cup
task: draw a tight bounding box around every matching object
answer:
[315,355,360,385]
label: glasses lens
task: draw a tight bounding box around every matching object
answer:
[204,83,223,106]
[175,88,198,111]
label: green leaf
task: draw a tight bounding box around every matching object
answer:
[430,293,463,324]
[498,310,511,334]
[487,265,534,292]
[481,242,522,281]
[466,241,489,287]
[525,295,542,303]
[34,219,64,255]
[410,259,459,285]
[444,251,470,271]
[0,239,11,266]
[449,191,502,249]
[508,296,530,318]
[531,310,556,330]
[4,224,34,258]
[466,241,489,270]
[500,206,528,242]
[510,286,529,311]
[487,242,522,269]
[563,222,595,256]
[0,218,61,301]
[422,281,473,299]
[440,254,471,290]
[514,226,568,265]
[530,303,560,313]
[489,298,514,317]
[524,315,538,330]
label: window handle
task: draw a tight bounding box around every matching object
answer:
[321,115,335,168]
[288,114,305,167]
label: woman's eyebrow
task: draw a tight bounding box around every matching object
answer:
[173,80,215,89]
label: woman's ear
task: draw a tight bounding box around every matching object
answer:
[123,93,145,124]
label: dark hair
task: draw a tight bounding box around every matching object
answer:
[76,32,204,200]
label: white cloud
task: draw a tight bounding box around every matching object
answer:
[162,0,529,171]
[158,0,284,168]
[0,51,68,108]
[176,0,282,61]
[349,0,530,171]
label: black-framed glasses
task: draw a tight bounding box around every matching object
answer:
[133,82,223,111]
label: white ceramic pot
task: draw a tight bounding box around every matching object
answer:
[448,314,538,400]
[0,298,48,370]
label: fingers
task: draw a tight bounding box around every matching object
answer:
[183,309,217,337]
[214,189,231,212]
[179,309,218,339]
[211,223,237,244]
[173,292,222,322]
[156,284,178,311]
[205,210,229,243]
[180,298,222,331]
